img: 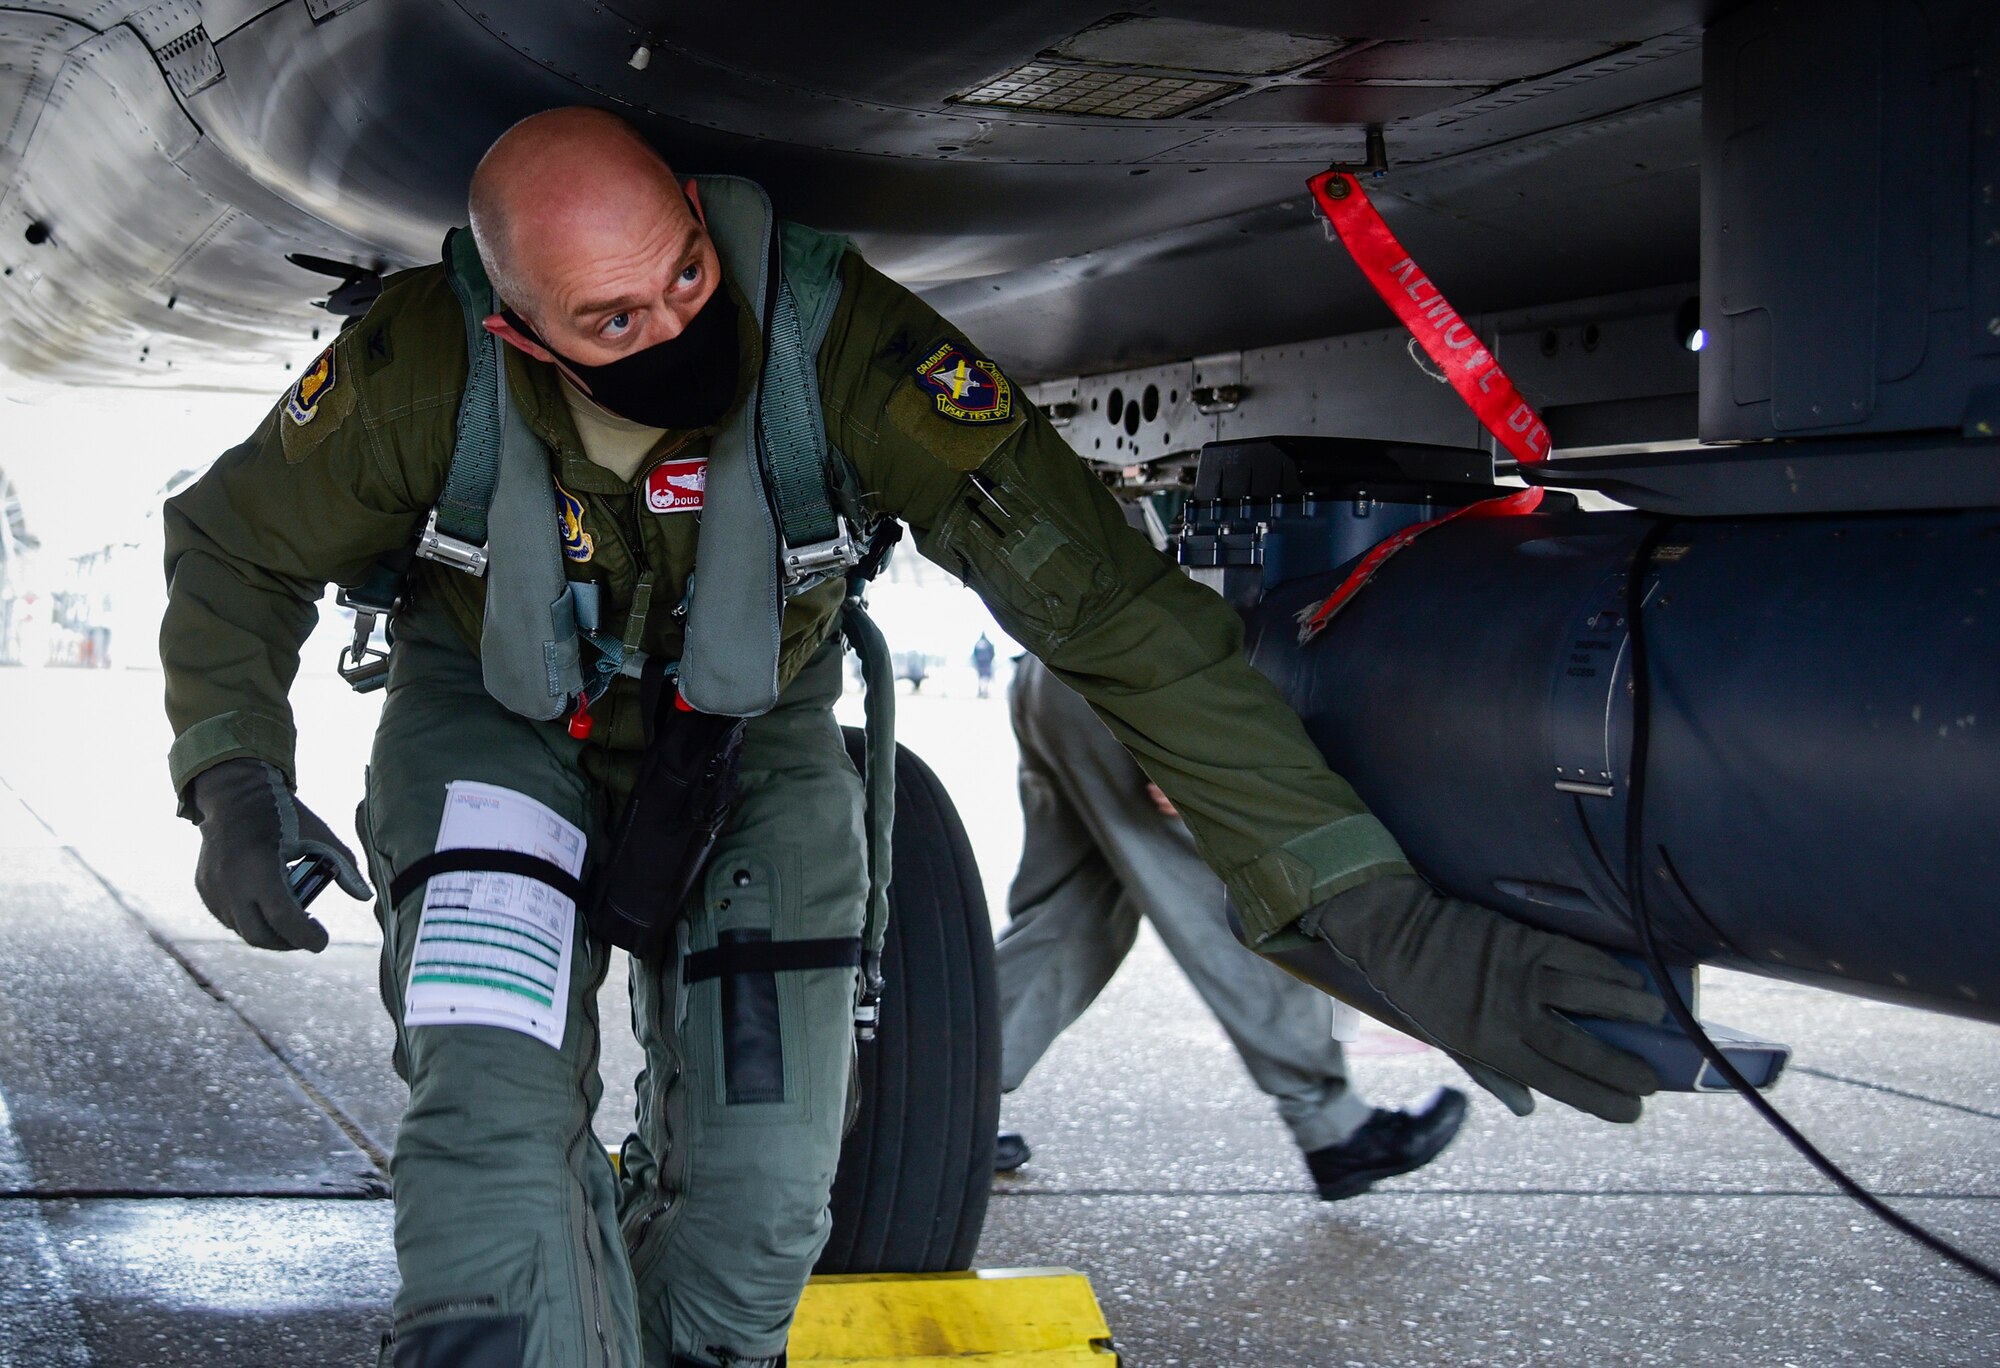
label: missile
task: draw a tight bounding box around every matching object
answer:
[1180,437,2000,1087]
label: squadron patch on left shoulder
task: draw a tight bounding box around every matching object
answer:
[912,340,1013,424]
[556,481,594,563]
[285,346,338,427]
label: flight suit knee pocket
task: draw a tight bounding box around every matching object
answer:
[692,850,803,1120]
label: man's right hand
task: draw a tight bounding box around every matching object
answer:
[187,759,372,952]
[1301,873,1665,1123]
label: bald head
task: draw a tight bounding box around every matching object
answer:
[469,107,721,366]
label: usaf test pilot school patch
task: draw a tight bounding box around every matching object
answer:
[914,340,1012,424]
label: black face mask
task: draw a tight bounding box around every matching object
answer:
[505,284,741,430]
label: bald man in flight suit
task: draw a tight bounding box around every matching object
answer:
[162,108,1661,1367]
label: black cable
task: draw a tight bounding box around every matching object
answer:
[1619,519,2000,1293]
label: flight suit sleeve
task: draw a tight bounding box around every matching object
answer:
[161,302,457,807]
[818,254,1412,946]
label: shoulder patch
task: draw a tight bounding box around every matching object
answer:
[556,480,594,563]
[912,339,1013,424]
[884,337,1026,472]
[277,341,360,464]
[285,346,337,426]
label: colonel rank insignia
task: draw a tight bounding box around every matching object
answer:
[285,347,337,426]
[913,340,1012,424]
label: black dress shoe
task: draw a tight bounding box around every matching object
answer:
[1304,1087,1468,1201]
[993,1132,1032,1173]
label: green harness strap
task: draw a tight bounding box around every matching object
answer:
[433,229,503,563]
[760,279,841,552]
[839,594,897,1038]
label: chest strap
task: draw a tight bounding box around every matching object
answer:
[424,229,502,575]
[763,274,861,588]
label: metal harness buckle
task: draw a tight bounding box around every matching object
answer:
[854,954,885,1042]
[414,508,490,577]
[782,519,864,589]
[334,588,394,692]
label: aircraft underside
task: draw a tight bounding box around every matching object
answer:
[0,0,1996,1359]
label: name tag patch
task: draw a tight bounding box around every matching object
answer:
[646,458,707,514]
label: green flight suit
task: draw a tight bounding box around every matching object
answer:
[161,197,1410,1366]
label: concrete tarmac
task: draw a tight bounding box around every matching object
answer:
[0,660,1995,1366]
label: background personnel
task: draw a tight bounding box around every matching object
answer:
[994,654,1467,1199]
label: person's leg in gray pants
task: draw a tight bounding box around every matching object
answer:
[994,657,1374,1155]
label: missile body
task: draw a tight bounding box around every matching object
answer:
[1240,505,2000,1025]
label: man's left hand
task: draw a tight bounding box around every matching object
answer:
[187,759,372,952]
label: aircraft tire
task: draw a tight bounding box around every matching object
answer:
[817,731,1000,1274]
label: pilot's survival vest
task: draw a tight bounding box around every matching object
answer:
[397,176,872,722]
[347,180,898,1029]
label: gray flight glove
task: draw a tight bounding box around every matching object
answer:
[187,759,372,952]
[1300,873,1665,1123]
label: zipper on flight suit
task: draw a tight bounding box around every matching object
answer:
[623,926,694,1289]
[569,1112,615,1367]
[563,934,619,1367]
[591,434,702,1299]
[620,1052,683,1281]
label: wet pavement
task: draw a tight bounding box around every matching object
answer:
[1,661,1996,1365]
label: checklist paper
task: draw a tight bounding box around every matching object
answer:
[403,781,586,1050]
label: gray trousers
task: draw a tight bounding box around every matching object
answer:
[361,605,865,1367]
[995,658,1373,1155]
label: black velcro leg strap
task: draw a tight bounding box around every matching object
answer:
[687,933,861,1107]
[389,1314,526,1367]
[390,849,586,909]
[682,936,863,983]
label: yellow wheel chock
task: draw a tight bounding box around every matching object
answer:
[609,1151,1111,1362]
[790,1268,1117,1366]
